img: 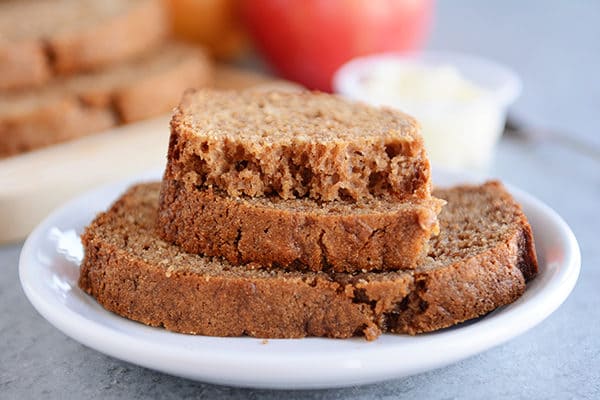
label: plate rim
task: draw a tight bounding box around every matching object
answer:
[18,169,581,389]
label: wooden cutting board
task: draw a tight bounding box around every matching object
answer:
[0,65,300,243]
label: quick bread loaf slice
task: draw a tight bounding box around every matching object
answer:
[0,43,212,158]
[157,178,444,272]
[165,89,432,202]
[79,181,538,340]
[0,0,168,91]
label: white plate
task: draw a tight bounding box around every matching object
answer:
[19,169,580,389]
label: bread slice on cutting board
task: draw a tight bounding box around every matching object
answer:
[0,43,212,158]
[0,0,169,91]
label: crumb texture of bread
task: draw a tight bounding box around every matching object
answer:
[0,43,213,158]
[0,0,169,91]
[157,178,444,272]
[166,89,432,202]
[79,182,538,340]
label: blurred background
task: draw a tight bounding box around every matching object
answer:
[431,0,599,154]
[2,1,599,398]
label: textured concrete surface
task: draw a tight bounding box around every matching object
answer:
[1,1,599,399]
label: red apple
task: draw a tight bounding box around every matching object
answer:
[241,0,434,91]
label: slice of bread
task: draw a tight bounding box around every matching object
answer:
[0,0,168,91]
[79,181,538,340]
[166,89,432,202]
[0,43,212,158]
[157,178,444,272]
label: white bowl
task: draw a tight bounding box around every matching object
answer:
[19,168,579,389]
[333,51,522,170]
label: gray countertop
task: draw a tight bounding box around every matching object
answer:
[1,1,599,399]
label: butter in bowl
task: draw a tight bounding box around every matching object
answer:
[333,51,522,170]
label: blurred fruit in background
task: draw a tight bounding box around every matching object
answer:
[240,0,434,91]
[166,0,248,60]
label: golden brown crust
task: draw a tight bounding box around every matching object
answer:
[80,241,380,339]
[166,89,432,202]
[79,182,538,340]
[157,178,443,272]
[0,0,169,91]
[0,43,212,158]
[389,247,527,334]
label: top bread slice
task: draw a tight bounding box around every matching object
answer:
[0,42,212,158]
[166,89,432,202]
[79,181,538,340]
[0,0,168,91]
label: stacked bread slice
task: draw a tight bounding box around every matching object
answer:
[0,0,213,158]
[79,89,538,340]
[158,90,444,272]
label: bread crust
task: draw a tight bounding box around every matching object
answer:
[80,240,382,339]
[0,0,168,91]
[0,44,212,158]
[79,182,538,340]
[157,178,443,272]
